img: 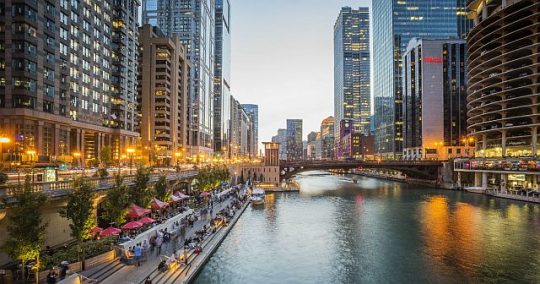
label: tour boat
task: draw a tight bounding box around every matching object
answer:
[251,188,265,205]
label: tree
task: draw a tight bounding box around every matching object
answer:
[129,167,152,207]
[60,177,95,270]
[100,146,113,167]
[2,176,47,282]
[102,175,129,225]
[154,175,170,201]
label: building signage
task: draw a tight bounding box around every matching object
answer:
[424,56,443,64]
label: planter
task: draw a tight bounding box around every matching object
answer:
[39,250,116,282]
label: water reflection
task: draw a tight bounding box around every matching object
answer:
[196,171,540,283]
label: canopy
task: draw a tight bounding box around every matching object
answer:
[139,217,156,225]
[151,198,169,210]
[170,195,182,202]
[127,204,151,218]
[90,227,103,235]
[100,227,121,237]
[122,221,143,230]
[200,192,210,197]
[174,192,190,199]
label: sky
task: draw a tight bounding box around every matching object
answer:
[230,0,372,146]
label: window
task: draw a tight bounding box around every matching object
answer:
[44,84,55,97]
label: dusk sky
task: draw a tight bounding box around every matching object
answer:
[230,0,372,147]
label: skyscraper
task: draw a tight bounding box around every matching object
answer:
[334,7,371,139]
[320,116,335,160]
[0,0,140,165]
[401,38,470,160]
[143,0,215,155]
[286,119,303,160]
[272,129,287,160]
[241,104,258,155]
[214,0,232,156]
[372,0,471,159]
[138,25,190,166]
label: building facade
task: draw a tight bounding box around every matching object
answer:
[306,131,321,160]
[272,128,287,160]
[320,116,335,160]
[138,24,190,166]
[241,104,258,156]
[455,0,540,192]
[213,0,232,157]
[402,38,472,160]
[0,0,140,166]
[286,119,303,160]
[334,7,371,139]
[143,0,215,155]
[229,97,254,159]
[373,0,471,159]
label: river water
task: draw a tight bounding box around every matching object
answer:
[195,171,540,283]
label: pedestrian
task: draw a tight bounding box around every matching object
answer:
[46,269,57,284]
[134,244,142,267]
[145,277,153,284]
[156,235,163,256]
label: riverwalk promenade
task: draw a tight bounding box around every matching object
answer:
[79,187,248,284]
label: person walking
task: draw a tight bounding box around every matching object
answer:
[134,244,142,267]
[144,277,152,284]
[156,235,163,256]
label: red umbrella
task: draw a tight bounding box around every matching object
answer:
[139,217,156,225]
[151,198,169,210]
[100,227,121,237]
[90,227,103,235]
[127,204,151,218]
[200,192,210,197]
[122,221,143,230]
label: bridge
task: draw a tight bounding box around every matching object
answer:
[280,160,445,180]
[0,170,198,200]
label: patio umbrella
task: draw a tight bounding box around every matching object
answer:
[139,217,156,225]
[90,227,103,236]
[171,195,182,202]
[100,227,121,237]
[127,204,151,218]
[122,221,143,230]
[200,192,210,197]
[174,192,191,199]
[151,198,169,210]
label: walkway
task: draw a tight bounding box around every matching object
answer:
[83,189,244,284]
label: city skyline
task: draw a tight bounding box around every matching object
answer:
[231,0,371,144]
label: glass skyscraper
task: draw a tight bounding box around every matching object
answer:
[372,0,470,158]
[334,7,371,138]
[143,0,215,154]
[241,104,259,155]
[214,0,232,156]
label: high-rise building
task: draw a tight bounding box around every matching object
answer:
[306,131,321,160]
[143,0,215,155]
[402,38,472,160]
[272,128,287,160]
[320,116,335,160]
[0,0,140,166]
[229,97,254,158]
[334,7,371,139]
[214,0,232,156]
[138,24,190,166]
[372,0,471,159]
[286,119,303,160]
[455,0,540,191]
[242,104,258,155]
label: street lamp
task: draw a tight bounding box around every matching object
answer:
[126,147,135,175]
[26,149,36,183]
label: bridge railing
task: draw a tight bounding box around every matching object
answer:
[0,170,198,198]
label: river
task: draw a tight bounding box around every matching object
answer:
[195,171,540,283]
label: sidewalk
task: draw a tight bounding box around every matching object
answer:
[99,195,238,284]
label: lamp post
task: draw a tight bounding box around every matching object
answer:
[26,149,36,183]
[72,151,82,175]
[126,147,135,175]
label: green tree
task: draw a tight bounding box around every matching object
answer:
[2,176,47,282]
[129,167,152,206]
[102,175,129,225]
[100,146,113,167]
[60,177,95,270]
[154,175,170,201]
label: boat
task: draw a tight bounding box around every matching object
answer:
[251,188,265,205]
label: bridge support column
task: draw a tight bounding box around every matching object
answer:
[500,174,507,193]
[474,172,482,188]
[482,172,488,190]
